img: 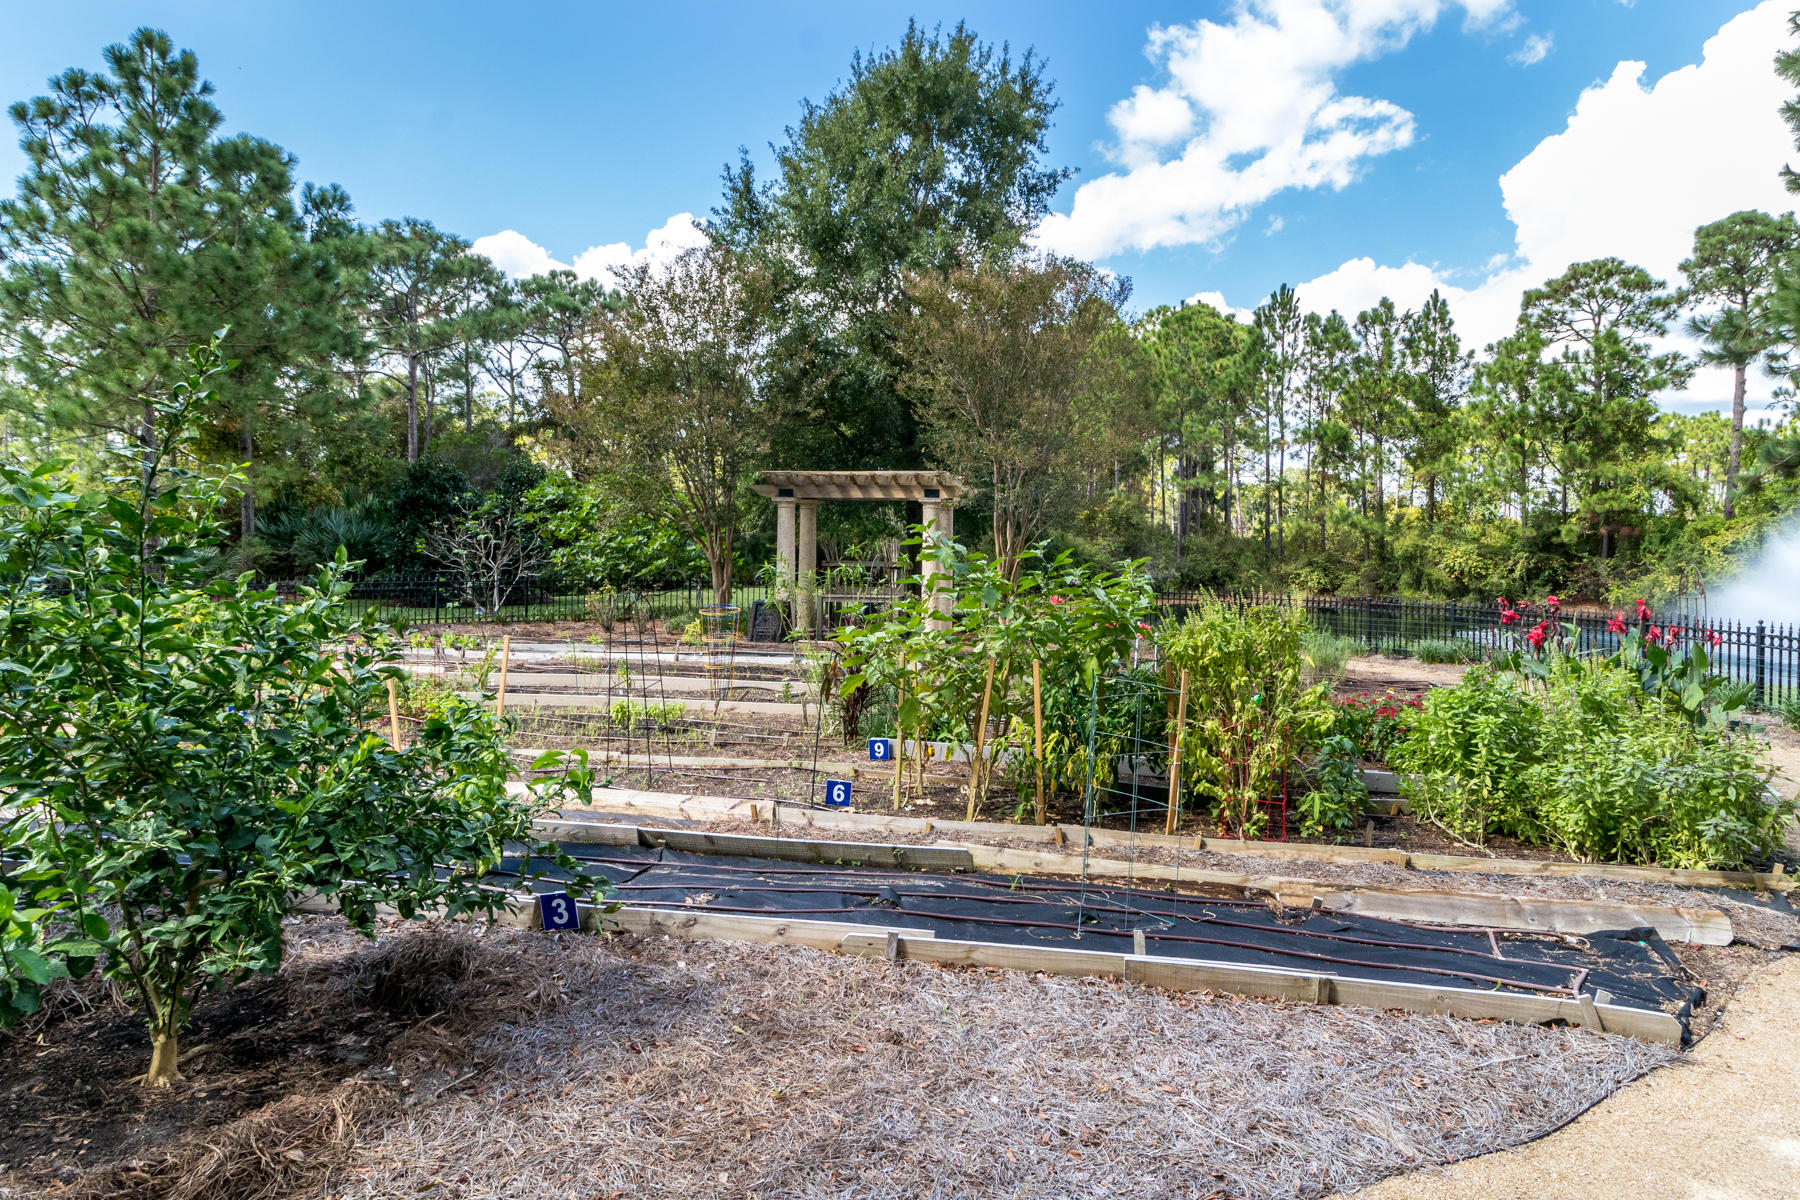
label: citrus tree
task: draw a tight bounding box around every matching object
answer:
[0,345,598,1085]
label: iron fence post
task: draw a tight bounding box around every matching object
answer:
[1362,595,1373,649]
[1755,620,1767,709]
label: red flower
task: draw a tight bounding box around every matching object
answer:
[1049,595,1066,606]
[1495,595,1508,607]
[1635,598,1651,621]
[1667,625,1683,643]
[1705,628,1722,648]
[1500,608,1520,626]
[1544,594,1560,611]
[1136,621,1151,633]
[1526,621,1548,649]
[1606,612,1627,634]
[1647,625,1663,646]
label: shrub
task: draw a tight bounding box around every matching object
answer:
[1331,691,1423,763]
[1414,637,1477,665]
[1392,660,1788,868]
[1389,668,1543,845]
[0,347,599,1084]
[1377,636,1412,659]
[1158,600,1336,837]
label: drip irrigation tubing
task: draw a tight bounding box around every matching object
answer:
[607,899,1584,996]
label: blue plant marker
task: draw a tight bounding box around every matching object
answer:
[824,779,852,808]
[538,890,580,931]
[868,737,892,761]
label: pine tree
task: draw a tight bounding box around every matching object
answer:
[1680,210,1798,516]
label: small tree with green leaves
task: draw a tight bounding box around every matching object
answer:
[0,344,597,1085]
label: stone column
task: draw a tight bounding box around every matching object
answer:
[920,499,955,625]
[795,500,818,635]
[774,497,797,585]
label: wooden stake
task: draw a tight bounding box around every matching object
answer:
[496,635,512,716]
[386,677,402,749]
[892,678,906,812]
[1164,669,1189,837]
[1032,659,1046,825]
[966,657,998,821]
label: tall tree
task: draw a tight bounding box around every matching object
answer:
[1399,290,1470,521]
[899,255,1148,577]
[713,21,1069,473]
[359,218,503,461]
[520,268,615,407]
[1253,286,1302,560]
[0,28,348,543]
[1144,300,1256,559]
[1680,210,1798,516]
[549,244,776,604]
[1521,258,1689,560]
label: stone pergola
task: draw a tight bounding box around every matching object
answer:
[751,470,967,632]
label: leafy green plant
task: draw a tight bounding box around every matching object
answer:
[1331,691,1423,763]
[1389,667,1543,845]
[1300,628,1359,686]
[1158,600,1336,837]
[1377,636,1412,659]
[0,346,600,1086]
[1392,659,1788,868]
[1414,637,1477,665]
[835,533,1153,819]
[1298,735,1368,839]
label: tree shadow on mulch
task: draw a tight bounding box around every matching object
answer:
[0,918,679,1200]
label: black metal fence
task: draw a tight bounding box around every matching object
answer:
[1153,590,1800,711]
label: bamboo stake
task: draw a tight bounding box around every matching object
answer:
[1032,659,1046,825]
[966,658,998,821]
[496,635,512,716]
[386,677,402,749]
[892,676,906,813]
[1165,668,1190,836]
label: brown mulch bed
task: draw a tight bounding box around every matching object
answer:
[1,916,1686,1200]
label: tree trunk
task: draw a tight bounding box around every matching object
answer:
[709,546,732,606]
[145,1025,182,1087]
[406,352,420,462]
[1725,362,1746,519]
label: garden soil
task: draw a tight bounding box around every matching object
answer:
[1343,951,1800,1200]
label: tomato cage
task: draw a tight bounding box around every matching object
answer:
[698,604,740,704]
[1218,717,1291,841]
[1075,667,1188,838]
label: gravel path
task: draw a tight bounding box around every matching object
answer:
[1344,953,1800,1200]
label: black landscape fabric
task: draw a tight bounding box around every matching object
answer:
[495,841,1702,1030]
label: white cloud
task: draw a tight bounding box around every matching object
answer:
[1266,215,1286,235]
[471,213,709,287]
[1036,0,1514,260]
[1230,0,1794,418]
[469,229,564,277]
[1184,289,1257,324]
[1510,33,1553,66]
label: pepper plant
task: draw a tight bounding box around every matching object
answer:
[0,345,598,1085]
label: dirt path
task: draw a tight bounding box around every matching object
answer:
[1346,953,1800,1200]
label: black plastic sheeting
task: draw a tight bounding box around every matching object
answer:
[496,843,1702,1031]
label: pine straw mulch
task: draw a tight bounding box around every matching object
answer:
[3,915,1681,1200]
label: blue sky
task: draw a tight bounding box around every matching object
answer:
[1,1,1792,408]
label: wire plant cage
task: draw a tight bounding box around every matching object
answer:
[698,604,741,704]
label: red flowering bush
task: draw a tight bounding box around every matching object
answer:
[1331,690,1422,763]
